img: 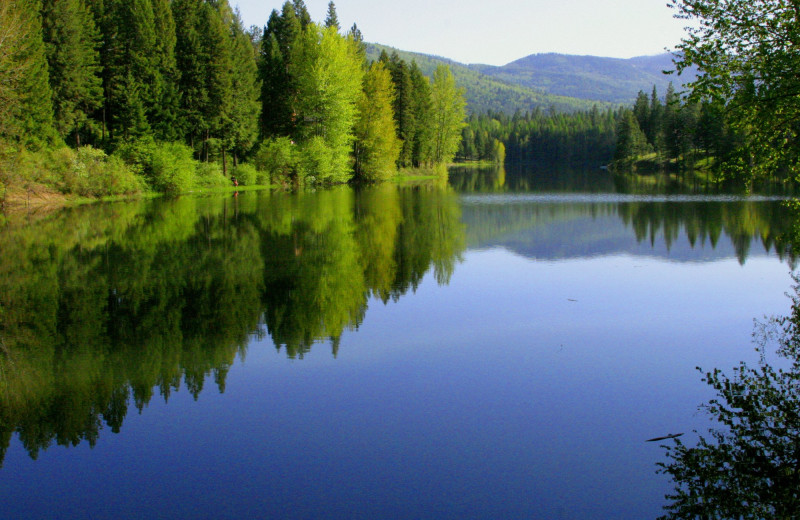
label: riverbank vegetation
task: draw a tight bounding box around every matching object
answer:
[0,0,466,205]
[613,0,800,192]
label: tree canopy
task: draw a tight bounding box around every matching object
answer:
[669,0,800,180]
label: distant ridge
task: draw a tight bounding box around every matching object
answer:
[365,43,614,115]
[469,52,695,103]
[365,44,695,113]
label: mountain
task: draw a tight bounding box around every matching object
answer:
[469,53,696,104]
[365,43,614,114]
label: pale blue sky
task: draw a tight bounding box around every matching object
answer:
[233,0,689,66]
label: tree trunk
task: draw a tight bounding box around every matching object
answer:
[222,147,227,176]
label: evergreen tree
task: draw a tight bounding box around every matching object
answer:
[41,0,103,146]
[324,1,339,31]
[173,0,206,149]
[385,53,415,167]
[429,65,466,165]
[228,8,260,166]
[103,0,159,142]
[0,0,56,147]
[149,0,179,141]
[408,61,433,166]
[197,0,233,162]
[258,3,301,138]
[614,110,651,162]
[292,0,311,28]
[353,62,400,181]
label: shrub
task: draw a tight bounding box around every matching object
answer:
[195,161,229,188]
[253,137,297,185]
[231,163,259,186]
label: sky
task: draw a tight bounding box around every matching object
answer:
[232,0,690,66]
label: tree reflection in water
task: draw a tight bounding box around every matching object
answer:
[658,277,800,519]
[0,185,465,465]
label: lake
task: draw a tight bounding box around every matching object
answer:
[0,166,796,519]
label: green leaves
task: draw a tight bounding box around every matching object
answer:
[659,274,800,518]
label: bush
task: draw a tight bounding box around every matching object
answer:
[149,142,196,192]
[195,161,229,188]
[70,146,144,196]
[11,146,144,197]
[112,140,196,193]
[253,137,297,185]
[231,163,259,186]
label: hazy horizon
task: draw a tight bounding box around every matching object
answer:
[233,0,688,66]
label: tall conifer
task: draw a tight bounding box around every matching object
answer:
[41,0,102,146]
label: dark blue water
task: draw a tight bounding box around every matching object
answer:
[0,171,795,519]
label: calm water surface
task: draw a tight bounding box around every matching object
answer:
[0,167,796,519]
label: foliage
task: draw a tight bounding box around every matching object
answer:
[231,163,259,186]
[148,141,198,192]
[1,0,474,194]
[430,65,467,165]
[658,275,800,518]
[0,0,57,148]
[291,24,364,183]
[40,0,103,147]
[459,108,618,167]
[253,136,298,185]
[669,0,800,181]
[353,62,401,182]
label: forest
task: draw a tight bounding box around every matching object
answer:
[0,0,467,200]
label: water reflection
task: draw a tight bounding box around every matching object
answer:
[0,178,796,468]
[0,185,465,465]
[658,277,800,519]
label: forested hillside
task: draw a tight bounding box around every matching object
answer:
[470,53,695,104]
[366,44,613,114]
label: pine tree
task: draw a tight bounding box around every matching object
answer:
[103,0,159,143]
[385,53,415,167]
[149,0,179,141]
[173,0,205,148]
[0,0,56,146]
[198,0,233,162]
[258,3,301,138]
[40,0,103,146]
[324,1,339,31]
[227,8,260,166]
[1,0,57,148]
[408,61,433,166]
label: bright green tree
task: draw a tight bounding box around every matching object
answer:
[353,62,400,181]
[429,65,466,165]
[292,24,364,183]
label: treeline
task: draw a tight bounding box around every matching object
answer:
[612,84,795,187]
[457,107,618,167]
[0,0,466,198]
